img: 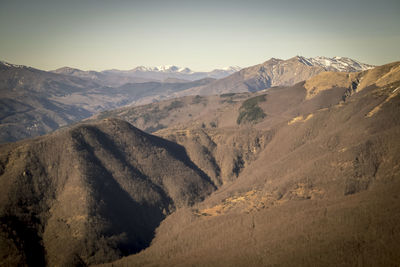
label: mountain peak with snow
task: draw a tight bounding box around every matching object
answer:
[294,56,374,72]
[129,65,242,74]
[131,65,194,74]
[0,60,29,69]
[220,66,242,72]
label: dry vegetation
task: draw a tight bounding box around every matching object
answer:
[1,62,400,266]
[236,94,267,124]
[0,119,215,266]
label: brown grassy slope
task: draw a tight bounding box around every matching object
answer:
[0,118,215,266]
[89,93,252,133]
[91,93,280,187]
[91,78,369,192]
[152,81,353,189]
[106,181,400,267]
[304,61,400,99]
[101,64,400,266]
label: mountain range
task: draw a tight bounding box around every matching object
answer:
[0,60,215,143]
[1,59,399,266]
[0,56,374,144]
[52,65,242,86]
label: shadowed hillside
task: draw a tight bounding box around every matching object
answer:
[0,118,214,266]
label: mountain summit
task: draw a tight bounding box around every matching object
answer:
[131,65,194,73]
[295,56,374,72]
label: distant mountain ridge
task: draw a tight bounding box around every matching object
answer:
[53,65,242,85]
[298,56,374,72]
[103,65,241,75]
[51,66,156,86]
[0,61,215,143]
[173,56,374,96]
[100,65,242,82]
[124,65,194,73]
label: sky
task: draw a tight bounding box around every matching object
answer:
[0,0,399,71]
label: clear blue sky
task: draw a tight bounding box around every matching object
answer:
[1,0,399,71]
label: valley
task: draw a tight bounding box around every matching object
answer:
[0,58,399,266]
[2,0,400,265]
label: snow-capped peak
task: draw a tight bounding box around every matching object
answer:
[132,65,194,74]
[220,66,242,72]
[0,60,27,69]
[133,66,152,72]
[297,56,374,72]
[128,65,242,75]
[156,65,175,72]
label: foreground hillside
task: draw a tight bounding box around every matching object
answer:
[0,119,214,266]
[100,62,400,266]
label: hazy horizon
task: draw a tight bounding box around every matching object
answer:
[1,0,399,71]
